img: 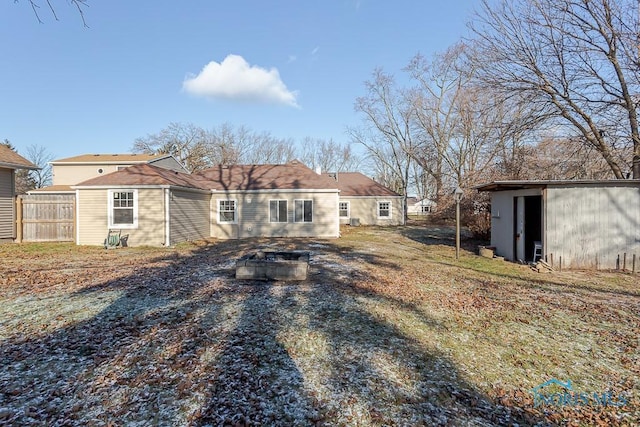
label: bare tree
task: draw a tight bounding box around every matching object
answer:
[526,137,615,179]
[133,122,209,172]
[298,138,360,172]
[351,68,420,217]
[204,123,245,165]
[470,0,640,178]
[16,0,89,26]
[24,144,53,188]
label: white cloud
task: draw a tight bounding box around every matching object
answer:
[183,54,299,107]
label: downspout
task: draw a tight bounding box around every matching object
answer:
[75,189,80,245]
[164,188,171,246]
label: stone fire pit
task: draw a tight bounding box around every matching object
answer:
[236,250,310,281]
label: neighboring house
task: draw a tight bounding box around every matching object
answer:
[324,172,404,226]
[0,145,39,241]
[30,153,187,195]
[73,160,343,246]
[406,197,436,215]
[476,180,640,269]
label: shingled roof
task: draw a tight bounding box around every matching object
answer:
[0,145,39,170]
[323,172,400,197]
[196,161,339,191]
[74,164,209,189]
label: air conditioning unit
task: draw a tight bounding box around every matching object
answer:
[350,218,360,226]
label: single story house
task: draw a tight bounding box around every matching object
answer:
[406,197,436,215]
[0,145,39,241]
[71,160,403,246]
[476,180,640,270]
[324,172,404,226]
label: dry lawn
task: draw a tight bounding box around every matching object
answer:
[0,225,638,426]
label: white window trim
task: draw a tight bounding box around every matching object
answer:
[269,199,288,223]
[294,199,313,223]
[377,200,392,219]
[339,201,350,218]
[108,189,138,229]
[217,199,237,224]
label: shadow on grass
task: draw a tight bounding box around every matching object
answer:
[400,225,640,299]
[0,237,548,426]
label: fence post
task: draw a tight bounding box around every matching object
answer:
[15,196,23,243]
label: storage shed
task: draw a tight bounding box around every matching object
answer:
[475,180,640,270]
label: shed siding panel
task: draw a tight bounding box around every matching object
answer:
[545,186,640,269]
[0,168,15,239]
[170,190,210,244]
[77,188,166,246]
[341,196,404,226]
[211,191,340,239]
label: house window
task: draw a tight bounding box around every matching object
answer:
[339,201,350,218]
[294,199,313,223]
[270,200,288,223]
[378,201,391,218]
[218,199,237,223]
[421,205,431,213]
[109,190,137,229]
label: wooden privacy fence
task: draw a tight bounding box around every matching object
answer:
[16,195,75,242]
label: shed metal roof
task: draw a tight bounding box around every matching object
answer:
[475,180,640,192]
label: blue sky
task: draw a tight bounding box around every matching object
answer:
[1,1,478,161]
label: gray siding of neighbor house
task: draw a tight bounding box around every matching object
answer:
[149,157,188,173]
[0,168,15,239]
[169,189,210,244]
[545,185,640,269]
[490,188,542,262]
[340,196,404,226]
[210,190,340,239]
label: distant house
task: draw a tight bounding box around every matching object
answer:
[0,145,39,241]
[476,180,640,269]
[406,197,436,215]
[30,153,187,195]
[324,172,405,226]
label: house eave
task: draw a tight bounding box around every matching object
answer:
[0,162,40,170]
[72,184,210,194]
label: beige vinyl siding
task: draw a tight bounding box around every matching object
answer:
[211,190,340,239]
[53,165,125,186]
[169,189,210,244]
[77,188,166,246]
[341,196,404,226]
[0,168,15,239]
[76,189,109,245]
